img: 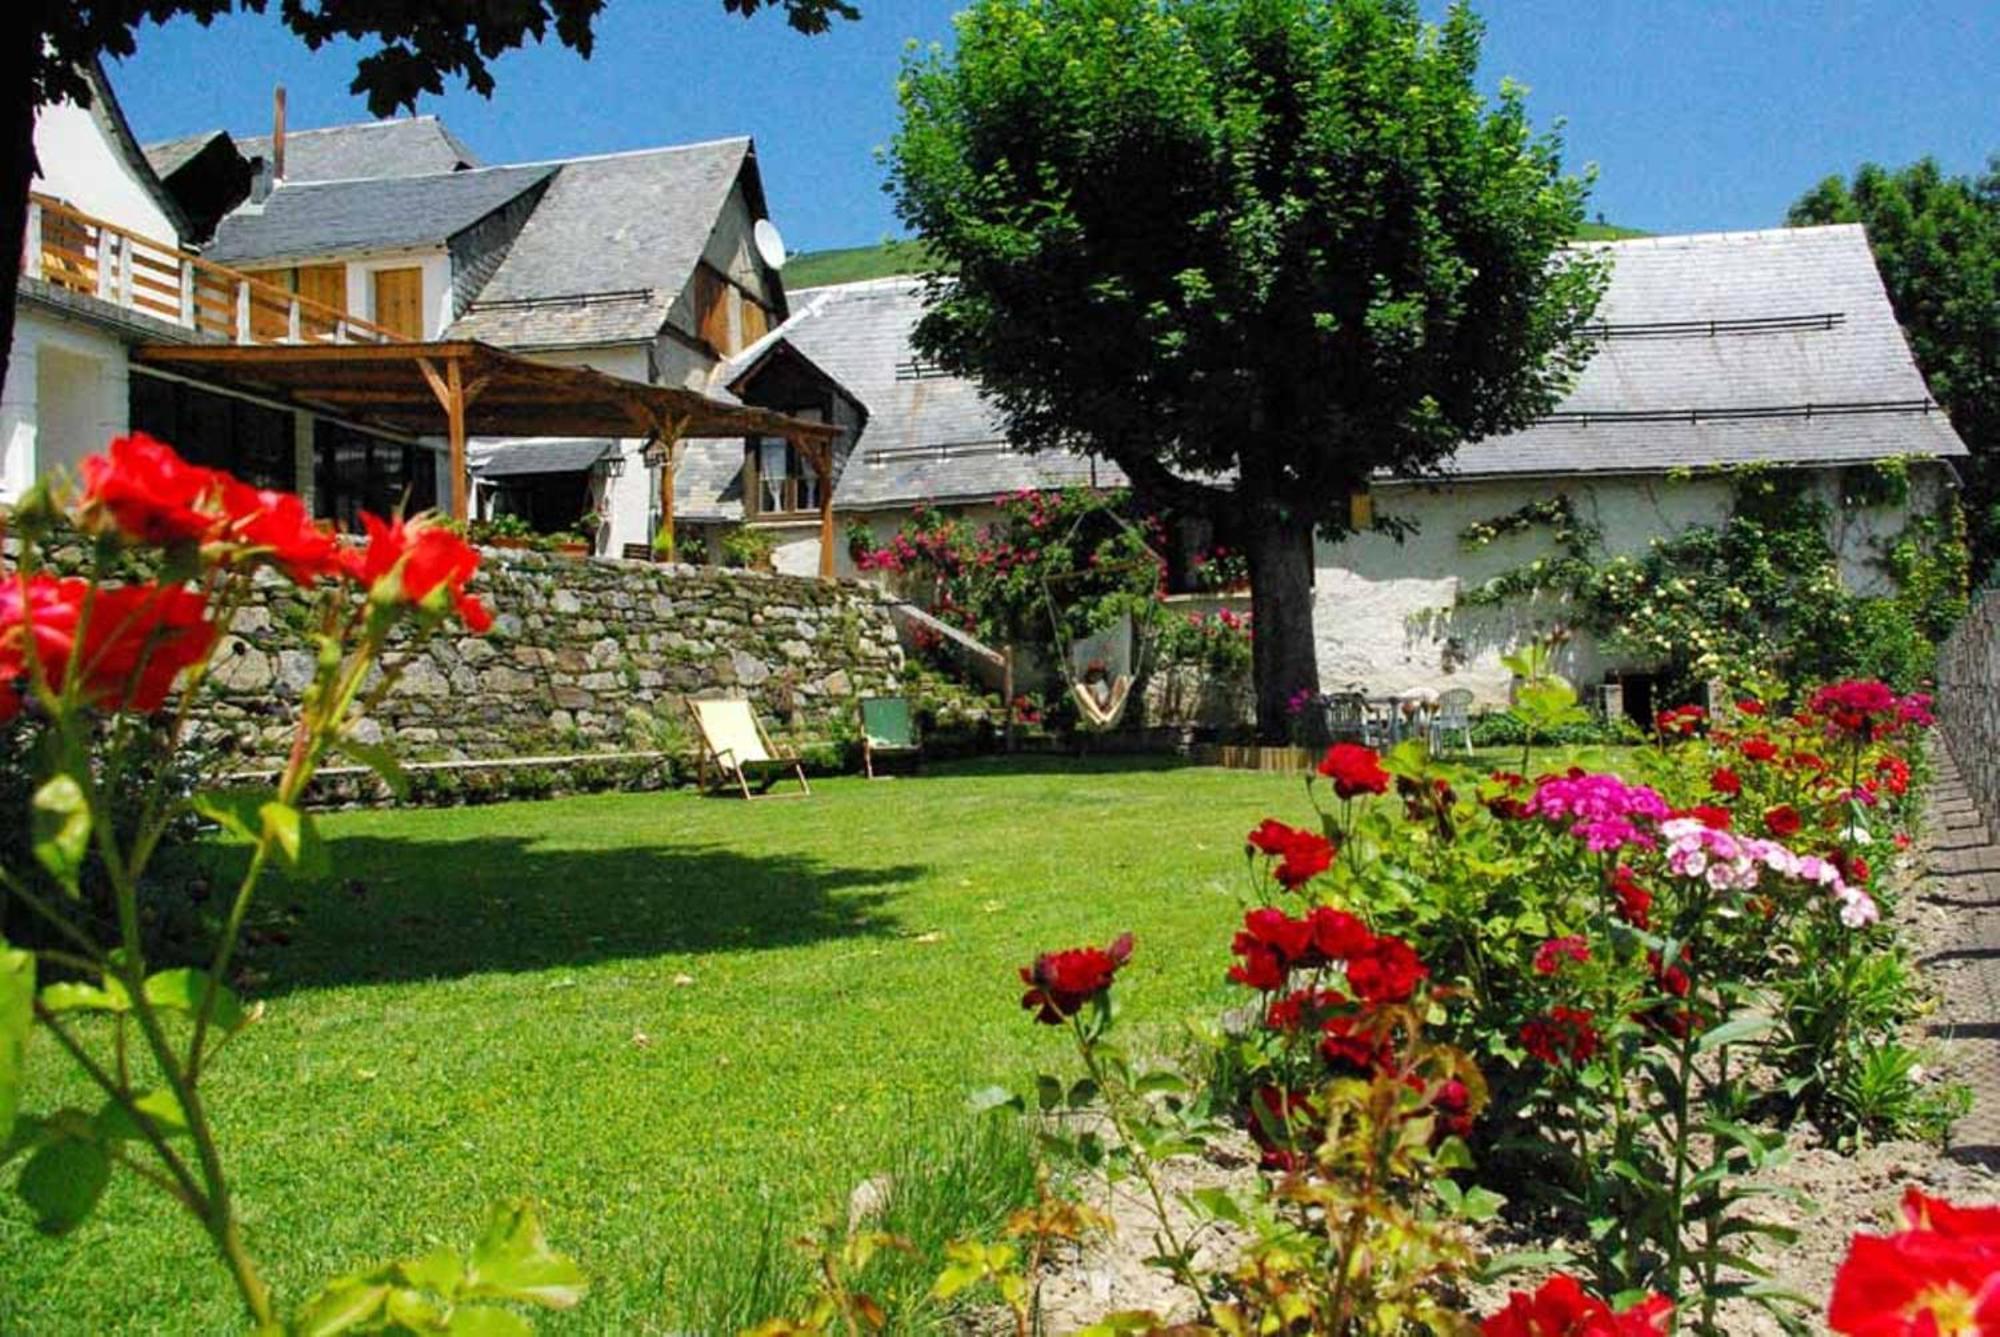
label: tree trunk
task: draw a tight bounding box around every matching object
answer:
[1245,509,1320,742]
[0,83,37,408]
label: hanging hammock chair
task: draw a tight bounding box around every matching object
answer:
[1035,504,1165,733]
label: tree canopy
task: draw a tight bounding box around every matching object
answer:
[890,0,1605,734]
[1789,158,2000,580]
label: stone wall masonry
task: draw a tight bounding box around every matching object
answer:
[1939,589,2000,830]
[202,550,907,768]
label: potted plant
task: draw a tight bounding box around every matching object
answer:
[719,525,778,572]
[473,513,535,550]
[548,529,591,557]
[845,517,876,564]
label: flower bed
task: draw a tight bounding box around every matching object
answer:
[756,685,1990,1333]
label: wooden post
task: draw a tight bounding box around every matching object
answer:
[235,279,251,342]
[811,441,835,581]
[1003,643,1016,752]
[657,437,677,562]
[416,354,472,523]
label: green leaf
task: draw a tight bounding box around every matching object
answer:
[31,775,91,893]
[144,968,247,1034]
[335,737,411,801]
[1133,1071,1188,1097]
[1065,1077,1100,1109]
[192,787,277,844]
[1188,1185,1244,1224]
[0,945,31,1146]
[1697,1010,1778,1054]
[1034,1073,1063,1111]
[93,1087,192,1142]
[261,800,330,879]
[443,1307,534,1337]
[292,1280,392,1337]
[967,1085,1022,1114]
[464,1199,587,1310]
[39,978,131,1014]
[398,1247,467,1297]
[383,1287,449,1329]
[18,1134,110,1235]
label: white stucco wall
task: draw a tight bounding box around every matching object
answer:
[32,101,178,245]
[0,310,132,500]
[1311,467,1949,704]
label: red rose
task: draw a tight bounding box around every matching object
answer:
[1317,743,1389,799]
[1245,819,1335,889]
[1308,905,1373,962]
[1710,767,1742,796]
[1430,1076,1475,1139]
[1740,736,1779,763]
[347,512,492,632]
[1534,935,1591,976]
[1019,932,1133,1024]
[1483,1274,1673,1337]
[215,480,347,585]
[1520,1007,1599,1066]
[1264,986,1346,1033]
[1736,699,1767,717]
[79,433,220,546]
[0,575,215,719]
[1344,933,1427,1004]
[1763,804,1803,838]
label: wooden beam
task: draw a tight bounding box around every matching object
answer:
[416,355,470,523]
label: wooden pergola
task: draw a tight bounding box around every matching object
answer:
[134,340,847,577]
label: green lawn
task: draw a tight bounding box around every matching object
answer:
[3,758,1306,1334]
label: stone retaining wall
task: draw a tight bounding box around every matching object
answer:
[204,550,906,767]
[1938,589,2000,820]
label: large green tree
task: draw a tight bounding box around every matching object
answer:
[891,0,1605,737]
[1,0,858,397]
[1788,158,2000,580]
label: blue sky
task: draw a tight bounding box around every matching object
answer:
[111,1,1996,255]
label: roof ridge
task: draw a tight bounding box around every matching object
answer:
[1583,223,1865,250]
[493,135,752,172]
[239,115,441,140]
[254,160,553,191]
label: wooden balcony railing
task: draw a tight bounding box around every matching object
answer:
[23,193,405,346]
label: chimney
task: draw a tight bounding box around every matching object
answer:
[272,85,287,182]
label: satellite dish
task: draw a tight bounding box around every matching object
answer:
[753,218,788,271]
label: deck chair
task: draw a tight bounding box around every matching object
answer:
[686,698,810,800]
[1429,687,1475,756]
[859,696,921,780]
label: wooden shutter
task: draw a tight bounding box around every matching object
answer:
[371,267,424,339]
[297,263,346,314]
[696,266,731,354]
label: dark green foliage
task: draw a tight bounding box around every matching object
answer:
[890,0,1606,732]
[1789,158,2000,580]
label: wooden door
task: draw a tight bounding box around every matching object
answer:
[371,267,424,339]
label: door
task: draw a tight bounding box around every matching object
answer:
[298,264,346,313]
[371,267,424,339]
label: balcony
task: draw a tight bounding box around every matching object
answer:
[23,193,402,346]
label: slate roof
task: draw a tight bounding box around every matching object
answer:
[201,163,556,266]
[448,139,753,348]
[719,277,1125,513]
[233,116,479,182]
[1447,224,1968,478]
[142,130,227,181]
[470,438,618,478]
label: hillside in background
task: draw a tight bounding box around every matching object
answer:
[785,222,1648,289]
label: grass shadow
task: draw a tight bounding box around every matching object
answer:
[209,831,924,995]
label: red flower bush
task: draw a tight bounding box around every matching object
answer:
[1318,743,1389,798]
[1655,704,1706,737]
[1019,932,1134,1024]
[1610,865,1653,929]
[1533,935,1591,976]
[1482,1274,1672,1336]
[1829,1187,2000,1335]
[347,512,493,632]
[1740,736,1779,763]
[1,575,216,719]
[1520,1007,1600,1066]
[1245,818,1335,890]
[1710,767,1742,796]
[1227,907,1425,1003]
[215,480,346,586]
[79,432,222,546]
[1764,804,1803,838]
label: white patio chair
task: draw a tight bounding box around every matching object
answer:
[1430,687,1475,756]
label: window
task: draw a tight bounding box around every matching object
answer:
[129,373,295,490]
[753,438,822,516]
[312,420,437,529]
